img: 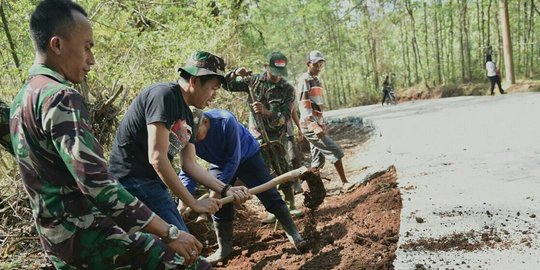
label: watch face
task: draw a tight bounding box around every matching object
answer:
[168,225,180,240]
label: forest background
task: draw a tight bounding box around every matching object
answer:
[1,0,539,113]
[0,0,539,267]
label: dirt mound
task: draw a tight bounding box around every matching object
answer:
[199,166,401,270]
[400,227,514,252]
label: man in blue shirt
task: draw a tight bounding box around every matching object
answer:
[180,108,306,264]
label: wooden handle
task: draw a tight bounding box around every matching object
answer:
[185,166,307,222]
[219,166,307,205]
[182,193,209,217]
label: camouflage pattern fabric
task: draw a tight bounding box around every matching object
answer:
[224,71,295,175]
[0,100,13,155]
[178,51,226,82]
[10,64,191,269]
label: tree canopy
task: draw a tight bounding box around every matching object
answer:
[0,0,538,112]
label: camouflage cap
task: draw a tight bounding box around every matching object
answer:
[178,51,226,84]
[267,52,288,78]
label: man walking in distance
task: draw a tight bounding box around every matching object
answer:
[223,52,301,222]
[485,54,505,95]
[297,51,350,190]
[108,51,251,235]
[10,1,208,268]
[180,108,307,264]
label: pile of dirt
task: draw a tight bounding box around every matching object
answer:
[199,166,401,270]
[400,227,514,252]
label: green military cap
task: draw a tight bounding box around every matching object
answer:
[178,51,227,84]
[267,52,288,78]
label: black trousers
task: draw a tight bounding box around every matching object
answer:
[488,76,504,94]
[382,90,390,104]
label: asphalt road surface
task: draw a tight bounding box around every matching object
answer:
[327,92,540,269]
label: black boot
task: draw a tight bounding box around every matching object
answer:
[272,204,308,252]
[206,221,233,264]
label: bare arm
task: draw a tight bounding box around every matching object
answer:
[182,143,251,203]
[147,122,220,214]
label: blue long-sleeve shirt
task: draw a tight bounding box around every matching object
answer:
[180,109,260,191]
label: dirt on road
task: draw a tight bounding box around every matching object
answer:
[185,122,403,270]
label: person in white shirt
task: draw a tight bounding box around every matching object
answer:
[485,55,505,95]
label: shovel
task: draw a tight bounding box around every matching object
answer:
[184,166,326,222]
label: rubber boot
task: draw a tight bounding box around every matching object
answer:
[206,221,233,264]
[282,185,304,218]
[272,204,308,252]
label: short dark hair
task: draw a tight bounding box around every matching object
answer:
[486,54,492,63]
[179,71,222,86]
[30,0,88,52]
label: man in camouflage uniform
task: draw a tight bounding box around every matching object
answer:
[0,99,12,155]
[10,1,207,269]
[224,52,303,222]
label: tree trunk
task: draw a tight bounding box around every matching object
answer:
[528,0,535,77]
[477,0,484,79]
[400,20,412,86]
[500,0,515,84]
[405,0,422,84]
[423,2,431,83]
[487,0,492,45]
[464,1,472,82]
[459,1,466,82]
[434,1,442,85]
[449,0,456,82]
[494,0,503,69]
[0,2,21,75]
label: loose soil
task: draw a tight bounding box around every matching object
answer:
[190,165,401,270]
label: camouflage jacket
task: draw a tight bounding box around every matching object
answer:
[0,99,12,154]
[224,71,295,142]
[9,65,179,267]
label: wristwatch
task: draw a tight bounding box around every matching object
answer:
[162,225,180,243]
[221,184,232,198]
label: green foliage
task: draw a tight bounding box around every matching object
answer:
[1,0,538,110]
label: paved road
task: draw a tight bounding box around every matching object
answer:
[326,92,540,269]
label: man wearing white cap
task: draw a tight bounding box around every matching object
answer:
[296,50,350,190]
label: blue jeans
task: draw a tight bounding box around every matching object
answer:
[120,176,189,232]
[209,151,285,222]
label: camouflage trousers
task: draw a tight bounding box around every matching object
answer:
[42,217,209,270]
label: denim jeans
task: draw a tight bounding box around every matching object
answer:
[120,176,189,232]
[209,151,285,222]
